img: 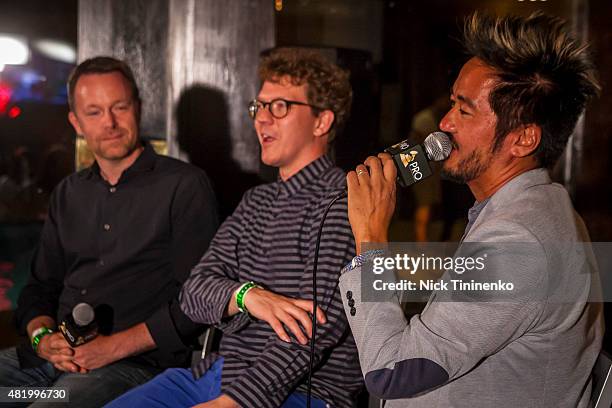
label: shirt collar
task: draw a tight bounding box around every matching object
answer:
[489,167,551,203]
[277,155,334,198]
[467,197,490,226]
[462,167,550,239]
[79,141,156,182]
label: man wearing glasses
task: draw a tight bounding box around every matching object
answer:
[107,48,363,408]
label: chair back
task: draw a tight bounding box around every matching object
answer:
[592,351,612,408]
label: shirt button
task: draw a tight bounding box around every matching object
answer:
[81,289,87,295]
[98,260,105,267]
[103,224,111,231]
[346,290,353,299]
[348,299,355,307]
[350,307,356,316]
[109,187,117,193]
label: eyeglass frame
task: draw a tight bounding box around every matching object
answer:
[248,98,326,120]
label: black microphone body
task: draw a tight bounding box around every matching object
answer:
[384,131,452,187]
[59,303,98,347]
[337,132,452,199]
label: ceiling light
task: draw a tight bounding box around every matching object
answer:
[34,39,76,64]
[0,34,29,65]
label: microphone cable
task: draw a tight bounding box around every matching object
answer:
[306,189,347,408]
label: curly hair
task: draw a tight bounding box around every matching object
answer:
[258,47,352,141]
[463,12,600,168]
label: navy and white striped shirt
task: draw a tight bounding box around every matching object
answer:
[180,155,363,407]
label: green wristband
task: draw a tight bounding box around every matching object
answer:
[31,327,54,352]
[236,281,259,314]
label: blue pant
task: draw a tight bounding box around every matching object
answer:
[0,347,161,407]
[105,358,328,408]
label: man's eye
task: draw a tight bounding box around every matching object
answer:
[450,100,456,107]
[459,108,470,116]
[85,111,100,116]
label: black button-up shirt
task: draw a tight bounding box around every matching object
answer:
[16,144,219,368]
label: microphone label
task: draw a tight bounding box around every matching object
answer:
[59,318,98,347]
[386,142,432,187]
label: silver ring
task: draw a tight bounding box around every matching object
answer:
[357,169,366,176]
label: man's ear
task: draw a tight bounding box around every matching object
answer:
[509,124,541,158]
[313,110,335,137]
[68,111,83,136]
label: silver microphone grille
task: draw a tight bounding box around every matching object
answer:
[423,131,453,161]
[72,303,95,327]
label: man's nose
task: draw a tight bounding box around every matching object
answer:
[255,106,274,125]
[102,110,118,127]
[439,110,455,133]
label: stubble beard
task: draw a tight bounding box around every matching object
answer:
[95,131,139,162]
[441,148,493,184]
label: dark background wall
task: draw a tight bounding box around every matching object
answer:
[577,0,612,242]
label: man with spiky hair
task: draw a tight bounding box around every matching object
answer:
[341,13,603,407]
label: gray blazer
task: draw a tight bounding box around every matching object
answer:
[339,168,603,407]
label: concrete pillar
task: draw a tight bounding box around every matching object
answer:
[78,0,275,215]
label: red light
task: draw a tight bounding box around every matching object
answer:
[0,83,11,114]
[8,106,21,118]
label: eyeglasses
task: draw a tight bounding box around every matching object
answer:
[248,98,324,120]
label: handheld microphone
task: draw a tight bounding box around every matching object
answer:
[385,131,453,187]
[59,303,98,347]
